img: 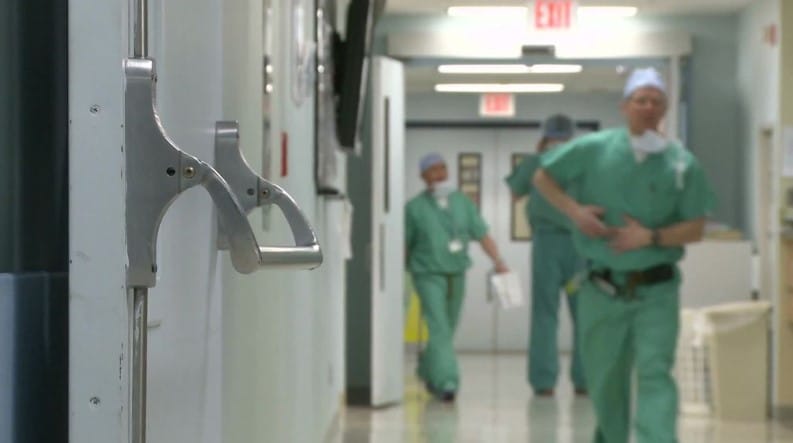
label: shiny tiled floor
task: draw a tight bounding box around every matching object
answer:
[331,353,793,443]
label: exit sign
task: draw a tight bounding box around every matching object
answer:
[480,93,515,118]
[534,0,576,30]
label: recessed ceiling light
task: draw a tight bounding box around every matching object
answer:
[439,65,532,74]
[447,5,638,20]
[434,83,565,93]
[438,64,582,75]
[447,6,528,18]
[528,64,583,74]
[577,6,638,20]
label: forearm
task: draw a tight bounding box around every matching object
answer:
[656,218,706,247]
[479,235,505,267]
[532,169,579,217]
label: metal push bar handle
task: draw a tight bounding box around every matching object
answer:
[214,122,322,269]
[125,59,321,287]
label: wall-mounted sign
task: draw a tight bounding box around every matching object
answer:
[479,93,515,118]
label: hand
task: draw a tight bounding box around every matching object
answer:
[609,216,652,253]
[571,205,610,238]
[494,261,510,274]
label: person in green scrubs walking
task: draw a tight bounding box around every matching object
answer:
[505,114,586,397]
[405,153,509,402]
[533,68,716,443]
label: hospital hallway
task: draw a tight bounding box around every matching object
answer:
[331,354,793,443]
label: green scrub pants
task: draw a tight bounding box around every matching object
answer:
[412,272,466,393]
[529,229,586,392]
[578,269,681,443]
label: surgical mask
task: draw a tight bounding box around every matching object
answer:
[631,130,669,154]
[431,179,455,205]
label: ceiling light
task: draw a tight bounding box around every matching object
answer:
[434,83,565,93]
[528,64,582,74]
[439,65,532,74]
[438,64,582,75]
[577,6,638,19]
[447,6,528,18]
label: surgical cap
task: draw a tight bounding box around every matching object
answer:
[623,68,667,99]
[420,153,446,173]
[543,114,574,139]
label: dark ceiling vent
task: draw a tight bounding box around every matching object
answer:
[521,45,556,56]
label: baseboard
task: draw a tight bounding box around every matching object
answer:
[773,405,793,421]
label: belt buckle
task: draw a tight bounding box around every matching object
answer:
[625,272,645,301]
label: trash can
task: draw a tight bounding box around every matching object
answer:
[704,301,772,421]
[0,272,69,443]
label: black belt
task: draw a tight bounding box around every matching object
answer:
[588,264,675,301]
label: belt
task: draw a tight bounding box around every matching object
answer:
[588,264,676,301]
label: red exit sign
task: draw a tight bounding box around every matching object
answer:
[534,0,576,30]
[480,93,515,118]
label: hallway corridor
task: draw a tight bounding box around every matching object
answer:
[332,354,793,443]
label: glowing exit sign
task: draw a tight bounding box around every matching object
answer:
[480,93,515,118]
[534,0,576,30]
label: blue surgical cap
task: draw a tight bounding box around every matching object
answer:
[420,153,445,173]
[543,114,574,139]
[624,68,667,99]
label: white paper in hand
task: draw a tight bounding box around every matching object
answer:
[489,272,524,310]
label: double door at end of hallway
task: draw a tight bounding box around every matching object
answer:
[405,126,590,354]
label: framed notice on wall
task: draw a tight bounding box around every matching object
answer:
[511,153,532,241]
[458,153,482,209]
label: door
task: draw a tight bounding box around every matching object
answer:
[757,127,776,301]
[371,57,406,406]
[405,125,599,354]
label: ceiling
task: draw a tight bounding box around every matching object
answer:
[388,0,753,94]
[385,0,755,15]
[405,64,635,94]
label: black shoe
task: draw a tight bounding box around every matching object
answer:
[440,391,456,403]
[534,389,555,398]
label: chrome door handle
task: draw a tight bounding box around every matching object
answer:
[214,121,323,269]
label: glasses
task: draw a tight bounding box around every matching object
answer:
[630,95,667,108]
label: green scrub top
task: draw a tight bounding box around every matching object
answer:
[541,127,716,271]
[505,153,572,232]
[405,191,489,275]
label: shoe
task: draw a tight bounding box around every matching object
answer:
[440,391,456,403]
[535,389,555,397]
[574,388,588,397]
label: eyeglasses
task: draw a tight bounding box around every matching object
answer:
[630,95,667,108]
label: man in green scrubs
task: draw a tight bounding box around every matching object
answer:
[505,114,586,397]
[533,68,716,443]
[405,153,509,402]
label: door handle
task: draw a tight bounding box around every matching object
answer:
[214,121,322,269]
[125,58,321,287]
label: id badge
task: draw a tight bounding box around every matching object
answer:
[449,239,463,253]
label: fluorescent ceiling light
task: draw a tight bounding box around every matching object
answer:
[447,6,528,18]
[447,6,638,20]
[439,65,532,74]
[438,64,582,74]
[528,64,583,74]
[434,83,565,93]
[577,6,638,19]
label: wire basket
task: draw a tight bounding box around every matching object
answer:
[674,309,713,416]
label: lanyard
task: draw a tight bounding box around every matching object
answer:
[426,193,462,239]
